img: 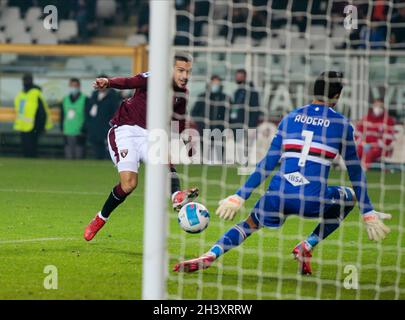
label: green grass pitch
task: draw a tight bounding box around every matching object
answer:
[0,158,404,300]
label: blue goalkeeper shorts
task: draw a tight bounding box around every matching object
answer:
[250,186,356,228]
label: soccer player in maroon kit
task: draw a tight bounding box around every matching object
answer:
[84,53,199,241]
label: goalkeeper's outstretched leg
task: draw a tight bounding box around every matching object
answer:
[293,186,356,275]
[173,212,262,272]
[173,193,286,273]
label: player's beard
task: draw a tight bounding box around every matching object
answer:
[179,79,188,88]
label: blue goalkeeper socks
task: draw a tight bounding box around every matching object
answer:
[208,218,259,259]
[305,233,321,250]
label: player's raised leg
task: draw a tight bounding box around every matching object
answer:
[293,186,356,275]
[84,125,140,241]
[170,164,199,211]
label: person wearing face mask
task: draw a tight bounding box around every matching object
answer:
[14,73,53,158]
[191,75,231,136]
[60,78,90,159]
[84,74,120,160]
[230,69,261,133]
[355,99,396,170]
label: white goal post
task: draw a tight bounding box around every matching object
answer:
[142,0,173,300]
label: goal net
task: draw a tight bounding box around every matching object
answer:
[163,0,405,300]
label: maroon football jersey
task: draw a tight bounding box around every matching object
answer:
[108,72,188,131]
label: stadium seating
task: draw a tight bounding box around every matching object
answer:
[35,32,58,45]
[29,20,47,39]
[96,0,116,19]
[25,7,42,28]
[0,6,20,26]
[56,20,79,42]
[0,1,403,51]
[65,58,90,74]
[9,32,31,44]
[4,19,25,38]
[126,34,147,47]
[233,36,253,47]
[258,37,283,50]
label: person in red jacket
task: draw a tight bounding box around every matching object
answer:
[355,99,396,170]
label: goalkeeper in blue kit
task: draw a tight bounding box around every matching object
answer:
[174,71,392,275]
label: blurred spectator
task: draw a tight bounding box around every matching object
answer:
[60,78,90,159]
[220,6,248,43]
[230,69,261,131]
[137,1,150,40]
[251,9,268,41]
[253,0,267,5]
[85,75,120,160]
[174,0,192,45]
[355,99,396,170]
[311,0,328,26]
[372,0,388,22]
[75,0,89,41]
[174,0,210,45]
[390,6,405,49]
[292,0,308,33]
[271,0,288,29]
[193,0,210,44]
[8,0,33,15]
[358,22,387,49]
[191,75,231,135]
[356,1,389,50]
[117,0,136,23]
[72,0,97,42]
[14,73,53,158]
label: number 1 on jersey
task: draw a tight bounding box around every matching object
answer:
[299,130,314,167]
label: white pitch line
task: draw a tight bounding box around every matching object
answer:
[0,188,106,196]
[0,237,78,244]
[0,188,142,197]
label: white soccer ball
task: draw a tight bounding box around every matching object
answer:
[178,202,210,234]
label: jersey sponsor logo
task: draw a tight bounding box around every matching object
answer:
[294,114,330,127]
[283,172,310,187]
[120,149,129,158]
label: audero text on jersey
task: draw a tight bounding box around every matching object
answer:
[294,114,330,127]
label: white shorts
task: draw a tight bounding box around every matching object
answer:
[107,125,148,173]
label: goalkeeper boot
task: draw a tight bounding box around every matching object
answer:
[172,187,199,211]
[84,212,106,241]
[173,254,215,273]
[292,241,313,275]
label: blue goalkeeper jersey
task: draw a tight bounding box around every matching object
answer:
[236,103,374,215]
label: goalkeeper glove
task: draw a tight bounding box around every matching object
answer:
[215,195,245,220]
[362,210,392,241]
